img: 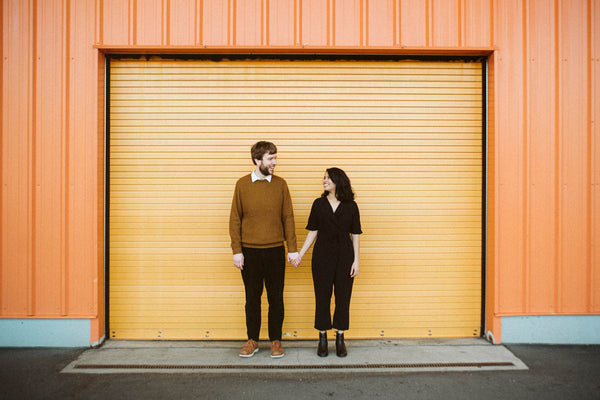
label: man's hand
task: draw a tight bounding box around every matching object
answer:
[233,253,244,270]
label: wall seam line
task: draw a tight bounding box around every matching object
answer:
[231,0,235,47]
[29,0,37,317]
[458,0,463,47]
[196,0,206,46]
[96,0,102,45]
[296,0,300,47]
[0,0,4,315]
[554,0,562,313]
[130,0,135,46]
[197,0,202,47]
[327,0,335,46]
[164,0,169,46]
[490,0,494,47]
[426,0,431,47]
[362,0,366,47]
[592,0,599,312]
[395,0,399,47]
[260,0,269,46]
[62,0,70,317]
[522,0,530,314]
[586,0,593,312]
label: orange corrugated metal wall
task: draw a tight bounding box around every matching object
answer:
[1,0,102,335]
[1,0,598,345]
[493,0,599,323]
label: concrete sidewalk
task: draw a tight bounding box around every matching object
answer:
[62,338,527,374]
[1,343,599,400]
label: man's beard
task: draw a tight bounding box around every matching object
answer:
[259,165,271,176]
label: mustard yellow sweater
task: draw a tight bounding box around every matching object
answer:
[229,174,297,254]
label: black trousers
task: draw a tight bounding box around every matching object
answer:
[240,246,285,341]
[312,256,354,331]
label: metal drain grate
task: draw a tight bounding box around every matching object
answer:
[75,362,515,370]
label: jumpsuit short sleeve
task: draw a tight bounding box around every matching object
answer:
[306,198,320,231]
[350,201,362,235]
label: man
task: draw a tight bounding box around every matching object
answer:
[229,141,299,358]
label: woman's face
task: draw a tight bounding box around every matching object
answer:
[323,172,336,194]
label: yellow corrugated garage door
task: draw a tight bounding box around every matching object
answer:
[109,58,483,340]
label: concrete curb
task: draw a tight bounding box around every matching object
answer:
[62,338,528,374]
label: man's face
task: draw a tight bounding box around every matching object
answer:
[256,153,277,176]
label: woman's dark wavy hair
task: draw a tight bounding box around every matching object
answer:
[322,167,355,202]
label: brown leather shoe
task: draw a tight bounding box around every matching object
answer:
[239,339,259,358]
[270,340,285,358]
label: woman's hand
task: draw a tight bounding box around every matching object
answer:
[350,261,359,277]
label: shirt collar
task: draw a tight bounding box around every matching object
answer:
[251,170,272,183]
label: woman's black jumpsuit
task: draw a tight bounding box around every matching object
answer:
[306,197,362,331]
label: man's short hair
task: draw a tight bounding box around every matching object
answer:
[251,141,277,165]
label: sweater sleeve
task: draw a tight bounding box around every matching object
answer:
[281,180,298,252]
[229,180,243,254]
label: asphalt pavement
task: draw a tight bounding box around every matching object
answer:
[1,340,599,400]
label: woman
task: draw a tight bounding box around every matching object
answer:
[295,168,362,357]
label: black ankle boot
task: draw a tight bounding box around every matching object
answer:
[335,332,347,357]
[317,332,328,357]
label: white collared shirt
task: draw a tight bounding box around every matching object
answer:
[251,170,272,183]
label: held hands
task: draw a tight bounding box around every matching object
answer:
[287,252,300,268]
[292,254,302,268]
